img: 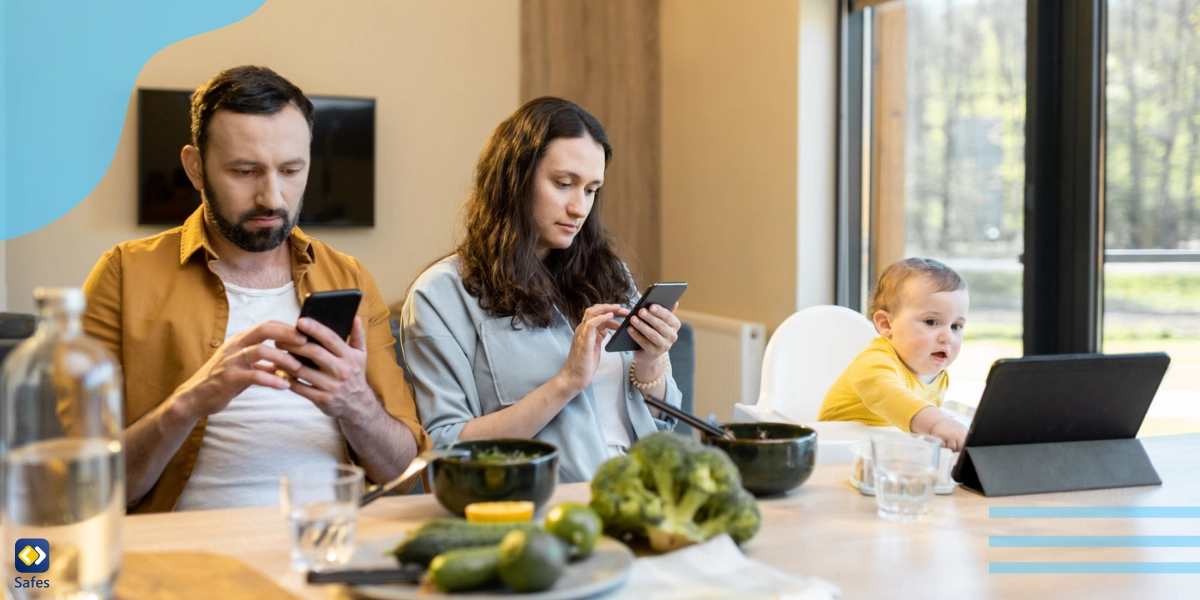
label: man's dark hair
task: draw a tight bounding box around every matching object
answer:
[189,65,315,156]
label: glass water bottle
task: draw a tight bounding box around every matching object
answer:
[1,288,124,600]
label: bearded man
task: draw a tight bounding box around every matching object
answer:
[82,66,428,513]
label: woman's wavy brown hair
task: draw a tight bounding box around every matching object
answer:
[456,97,632,328]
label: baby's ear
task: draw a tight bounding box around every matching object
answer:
[872,310,892,337]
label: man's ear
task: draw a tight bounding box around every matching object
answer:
[181,145,205,191]
[873,310,893,338]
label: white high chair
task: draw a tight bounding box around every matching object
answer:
[732,305,896,463]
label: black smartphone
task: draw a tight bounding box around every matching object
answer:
[296,289,362,369]
[604,282,688,353]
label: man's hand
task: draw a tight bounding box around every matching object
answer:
[124,320,307,504]
[279,316,378,424]
[173,320,306,420]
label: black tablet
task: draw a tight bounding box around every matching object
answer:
[958,352,1171,449]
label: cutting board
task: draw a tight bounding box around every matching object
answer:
[116,551,298,600]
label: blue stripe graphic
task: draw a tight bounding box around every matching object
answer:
[991,536,1200,547]
[990,507,1200,519]
[990,562,1200,574]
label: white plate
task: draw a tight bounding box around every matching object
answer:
[343,534,634,600]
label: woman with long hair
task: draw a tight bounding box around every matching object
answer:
[401,97,682,482]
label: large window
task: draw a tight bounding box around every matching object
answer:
[1105,0,1200,433]
[841,0,1028,405]
[840,0,1200,432]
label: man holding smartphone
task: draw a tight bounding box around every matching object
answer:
[81,66,428,513]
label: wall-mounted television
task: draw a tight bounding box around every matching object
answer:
[137,88,375,227]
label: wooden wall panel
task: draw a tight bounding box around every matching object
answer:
[870,2,907,284]
[520,0,662,284]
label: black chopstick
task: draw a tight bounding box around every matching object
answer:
[306,566,424,585]
[643,396,736,441]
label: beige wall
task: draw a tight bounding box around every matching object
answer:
[5,0,519,313]
[661,0,802,331]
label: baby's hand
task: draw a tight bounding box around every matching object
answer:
[930,418,967,452]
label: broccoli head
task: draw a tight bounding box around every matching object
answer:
[695,488,761,544]
[589,454,664,537]
[627,432,695,503]
[589,432,762,552]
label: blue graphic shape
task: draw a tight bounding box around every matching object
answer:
[991,536,1200,547]
[1,3,7,238]
[990,506,1200,519]
[1,0,267,240]
[14,538,49,574]
[990,562,1200,574]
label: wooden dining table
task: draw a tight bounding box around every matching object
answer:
[121,433,1200,600]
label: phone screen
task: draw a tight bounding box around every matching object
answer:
[604,282,687,353]
[296,289,362,369]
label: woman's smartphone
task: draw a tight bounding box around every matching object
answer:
[296,289,362,369]
[604,282,688,352]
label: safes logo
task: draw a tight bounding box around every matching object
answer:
[15,539,49,574]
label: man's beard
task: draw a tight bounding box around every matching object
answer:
[202,176,302,253]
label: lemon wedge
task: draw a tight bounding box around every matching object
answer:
[464,501,536,523]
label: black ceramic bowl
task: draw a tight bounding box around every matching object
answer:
[429,439,559,516]
[701,423,817,497]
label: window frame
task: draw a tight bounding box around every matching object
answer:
[836,0,1111,354]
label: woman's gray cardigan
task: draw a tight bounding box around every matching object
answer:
[400,256,680,483]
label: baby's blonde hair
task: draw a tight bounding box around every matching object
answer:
[869,258,967,316]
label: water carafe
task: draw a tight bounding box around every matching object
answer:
[1,288,124,599]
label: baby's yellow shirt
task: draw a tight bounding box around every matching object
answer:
[817,337,948,431]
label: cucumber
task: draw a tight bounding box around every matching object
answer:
[391,519,542,566]
[427,546,500,592]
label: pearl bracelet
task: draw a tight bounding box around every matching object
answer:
[630,355,671,390]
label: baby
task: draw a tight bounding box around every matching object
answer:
[818,258,969,450]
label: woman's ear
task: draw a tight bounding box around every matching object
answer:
[873,310,893,338]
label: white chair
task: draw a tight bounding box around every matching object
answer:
[733,305,896,463]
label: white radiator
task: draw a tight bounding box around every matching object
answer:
[676,309,766,422]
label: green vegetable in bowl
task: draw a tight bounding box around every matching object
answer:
[589,432,761,552]
[473,447,535,464]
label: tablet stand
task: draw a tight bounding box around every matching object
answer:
[954,438,1161,497]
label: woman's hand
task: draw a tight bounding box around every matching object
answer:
[630,302,681,384]
[556,304,624,394]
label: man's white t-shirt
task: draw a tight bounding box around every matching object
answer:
[174,281,346,511]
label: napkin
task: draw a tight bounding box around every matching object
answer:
[625,535,840,600]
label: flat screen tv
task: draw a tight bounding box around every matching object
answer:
[137,88,375,227]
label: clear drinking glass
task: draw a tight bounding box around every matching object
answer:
[850,440,875,496]
[871,433,941,522]
[280,464,363,572]
[936,449,958,495]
